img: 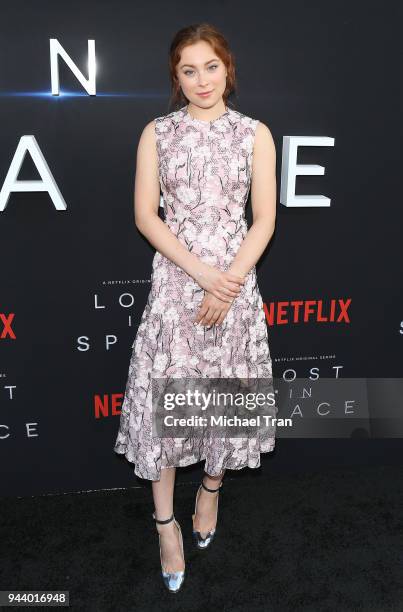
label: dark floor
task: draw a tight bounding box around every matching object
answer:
[1,464,403,612]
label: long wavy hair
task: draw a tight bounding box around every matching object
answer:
[167,23,237,113]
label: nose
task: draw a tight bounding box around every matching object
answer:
[197,70,210,87]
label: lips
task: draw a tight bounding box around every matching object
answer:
[197,91,212,96]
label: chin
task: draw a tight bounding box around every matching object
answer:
[194,96,218,106]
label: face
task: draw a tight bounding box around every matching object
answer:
[176,40,228,108]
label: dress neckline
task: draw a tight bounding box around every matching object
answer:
[182,104,230,125]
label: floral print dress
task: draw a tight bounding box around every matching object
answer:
[114,104,276,481]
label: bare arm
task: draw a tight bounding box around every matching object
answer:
[228,122,277,278]
[134,120,206,280]
[133,120,244,301]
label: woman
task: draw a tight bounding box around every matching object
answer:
[114,22,277,593]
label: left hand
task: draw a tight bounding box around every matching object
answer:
[193,291,233,327]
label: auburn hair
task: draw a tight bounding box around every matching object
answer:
[167,23,237,112]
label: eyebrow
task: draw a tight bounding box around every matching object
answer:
[180,58,219,68]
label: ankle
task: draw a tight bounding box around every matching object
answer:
[202,477,223,492]
[156,521,176,534]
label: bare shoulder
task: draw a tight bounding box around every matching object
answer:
[255,120,274,143]
[140,119,157,140]
[136,119,158,155]
[254,120,276,157]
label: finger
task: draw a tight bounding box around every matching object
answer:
[206,310,221,326]
[194,306,209,324]
[218,293,234,303]
[221,285,240,297]
[196,308,206,321]
[201,307,219,326]
[203,310,219,326]
[220,284,241,299]
[225,281,243,293]
[226,273,246,285]
[214,289,233,303]
[224,288,240,299]
[216,307,230,326]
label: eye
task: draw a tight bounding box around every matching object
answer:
[183,64,219,77]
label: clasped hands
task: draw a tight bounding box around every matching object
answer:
[193,265,246,328]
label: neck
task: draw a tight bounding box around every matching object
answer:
[186,100,227,122]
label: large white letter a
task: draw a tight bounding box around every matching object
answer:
[0,135,67,211]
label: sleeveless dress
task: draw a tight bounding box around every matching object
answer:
[113,104,277,481]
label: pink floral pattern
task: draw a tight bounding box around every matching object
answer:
[114,105,276,481]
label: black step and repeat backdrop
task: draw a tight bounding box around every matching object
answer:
[1,1,402,497]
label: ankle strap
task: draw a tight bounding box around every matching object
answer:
[201,480,223,493]
[152,511,174,524]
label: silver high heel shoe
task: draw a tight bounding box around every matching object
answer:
[192,480,223,549]
[152,511,185,593]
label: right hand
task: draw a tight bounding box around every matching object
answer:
[195,266,245,303]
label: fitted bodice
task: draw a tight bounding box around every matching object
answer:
[154,104,259,270]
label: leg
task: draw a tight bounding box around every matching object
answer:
[192,469,226,538]
[152,467,185,573]
[203,469,226,489]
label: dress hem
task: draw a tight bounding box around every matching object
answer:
[114,442,276,482]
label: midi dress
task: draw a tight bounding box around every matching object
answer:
[113,104,277,481]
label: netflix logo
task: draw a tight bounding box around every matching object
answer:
[263,299,352,325]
